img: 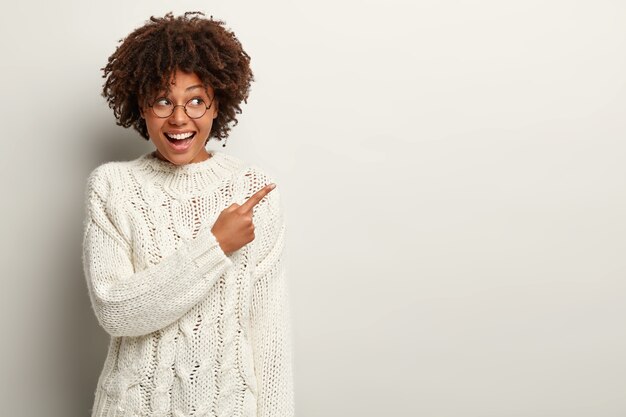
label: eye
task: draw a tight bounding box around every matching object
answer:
[188,97,205,106]
[154,97,171,106]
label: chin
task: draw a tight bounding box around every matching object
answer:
[161,146,205,164]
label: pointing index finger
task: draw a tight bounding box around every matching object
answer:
[239,183,276,212]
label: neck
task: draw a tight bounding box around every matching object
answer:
[151,149,212,165]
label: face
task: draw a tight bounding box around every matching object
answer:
[140,69,219,165]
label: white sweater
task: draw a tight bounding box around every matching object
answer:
[81,150,294,417]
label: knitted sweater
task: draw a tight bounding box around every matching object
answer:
[81,150,294,417]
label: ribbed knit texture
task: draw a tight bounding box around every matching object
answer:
[81,150,294,417]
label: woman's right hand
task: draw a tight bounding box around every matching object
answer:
[211,183,277,255]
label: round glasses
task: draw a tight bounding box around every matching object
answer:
[147,95,215,119]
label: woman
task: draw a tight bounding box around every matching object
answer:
[82,11,294,417]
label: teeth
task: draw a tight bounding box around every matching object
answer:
[166,132,194,140]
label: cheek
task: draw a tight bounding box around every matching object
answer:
[145,119,162,136]
[196,119,213,134]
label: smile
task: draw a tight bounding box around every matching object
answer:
[164,131,196,151]
[165,131,195,140]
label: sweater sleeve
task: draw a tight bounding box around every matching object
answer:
[248,185,295,417]
[81,164,234,338]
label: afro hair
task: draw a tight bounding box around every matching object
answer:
[101,11,254,144]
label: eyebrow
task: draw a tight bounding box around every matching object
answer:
[153,84,208,99]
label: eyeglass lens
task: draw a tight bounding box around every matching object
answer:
[151,98,210,118]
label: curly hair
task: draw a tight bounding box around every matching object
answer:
[101,11,254,143]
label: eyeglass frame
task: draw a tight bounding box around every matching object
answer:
[146,94,216,119]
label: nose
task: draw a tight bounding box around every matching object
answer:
[169,105,188,125]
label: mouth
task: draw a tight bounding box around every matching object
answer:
[164,131,196,152]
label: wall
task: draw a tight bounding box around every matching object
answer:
[0,1,624,416]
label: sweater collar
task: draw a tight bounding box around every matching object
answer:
[132,150,241,198]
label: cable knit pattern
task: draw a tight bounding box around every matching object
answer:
[81,150,294,417]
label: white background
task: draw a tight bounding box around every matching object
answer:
[0,1,625,416]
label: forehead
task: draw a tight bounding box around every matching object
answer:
[159,70,209,94]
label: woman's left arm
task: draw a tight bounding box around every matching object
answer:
[249,185,295,417]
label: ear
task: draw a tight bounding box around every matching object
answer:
[212,98,219,119]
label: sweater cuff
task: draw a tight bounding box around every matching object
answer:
[185,226,233,272]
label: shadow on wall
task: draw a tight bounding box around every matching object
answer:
[63,112,151,416]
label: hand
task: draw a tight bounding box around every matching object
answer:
[211,183,277,255]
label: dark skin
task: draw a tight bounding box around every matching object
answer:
[211,183,276,255]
